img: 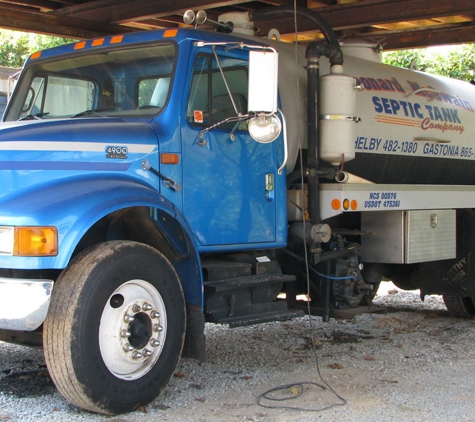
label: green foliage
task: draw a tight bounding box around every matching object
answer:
[383,49,422,70]
[382,44,475,82]
[0,29,73,68]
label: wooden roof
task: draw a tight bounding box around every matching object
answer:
[0,0,473,50]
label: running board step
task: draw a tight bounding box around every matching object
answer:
[205,273,296,292]
[204,272,302,328]
[217,308,304,328]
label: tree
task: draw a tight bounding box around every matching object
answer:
[383,44,475,82]
[0,29,73,68]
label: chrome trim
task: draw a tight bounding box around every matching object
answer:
[0,277,53,331]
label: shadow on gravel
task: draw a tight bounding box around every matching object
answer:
[0,362,56,397]
[376,305,451,318]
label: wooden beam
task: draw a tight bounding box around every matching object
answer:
[0,0,62,12]
[0,5,135,38]
[377,24,475,50]
[316,0,475,30]
[256,0,475,34]
[52,0,254,23]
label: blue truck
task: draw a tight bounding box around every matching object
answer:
[2,5,475,415]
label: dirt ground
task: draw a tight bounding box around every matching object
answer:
[112,286,475,421]
[2,284,475,422]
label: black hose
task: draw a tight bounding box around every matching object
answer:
[306,42,343,66]
[249,6,343,65]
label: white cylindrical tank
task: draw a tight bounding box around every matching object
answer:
[319,67,358,165]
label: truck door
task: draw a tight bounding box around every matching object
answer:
[182,50,280,248]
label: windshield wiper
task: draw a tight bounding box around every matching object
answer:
[19,112,50,121]
[71,109,109,118]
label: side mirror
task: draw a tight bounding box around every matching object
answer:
[248,50,278,114]
[248,114,282,143]
[247,50,281,143]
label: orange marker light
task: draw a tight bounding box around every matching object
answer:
[351,200,358,210]
[110,35,124,44]
[92,38,105,47]
[343,199,350,210]
[30,51,42,60]
[161,153,180,164]
[74,41,87,50]
[164,29,179,38]
[331,199,341,210]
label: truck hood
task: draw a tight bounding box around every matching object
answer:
[0,118,159,199]
[0,117,157,143]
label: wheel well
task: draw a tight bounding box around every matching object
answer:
[74,207,187,260]
[73,206,202,308]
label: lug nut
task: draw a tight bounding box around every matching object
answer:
[151,311,160,319]
[142,302,153,311]
[143,349,153,357]
[132,304,141,313]
[132,351,143,359]
[120,329,131,338]
[150,338,161,347]
[123,343,134,352]
[124,314,135,323]
[153,324,163,332]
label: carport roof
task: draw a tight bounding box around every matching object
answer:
[0,0,474,50]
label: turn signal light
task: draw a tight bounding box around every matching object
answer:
[331,199,341,210]
[14,227,58,256]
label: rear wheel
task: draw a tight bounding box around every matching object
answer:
[443,294,475,318]
[43,241,185,414]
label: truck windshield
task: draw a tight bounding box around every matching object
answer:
[4,43,176,121]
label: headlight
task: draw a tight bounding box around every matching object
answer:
[0,226,14,255]
[0,226,58,256]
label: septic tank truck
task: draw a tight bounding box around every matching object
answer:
[0,5,474,414]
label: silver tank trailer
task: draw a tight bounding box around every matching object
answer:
[229,17,475,185]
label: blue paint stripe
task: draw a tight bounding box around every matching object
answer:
[0,161,132,171]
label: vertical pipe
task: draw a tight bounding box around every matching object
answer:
[306,55,320,225]
[323,278,330,322]
[323,262,331,322]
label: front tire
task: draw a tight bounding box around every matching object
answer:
[43,241,185,414]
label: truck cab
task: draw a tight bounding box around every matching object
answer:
[3,29,286,251]
[0,27,294,414]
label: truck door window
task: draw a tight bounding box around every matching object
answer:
[187,53,248,129]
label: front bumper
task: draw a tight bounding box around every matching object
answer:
[0,277,53,331]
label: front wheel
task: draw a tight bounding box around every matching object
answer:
[43,241,185,414]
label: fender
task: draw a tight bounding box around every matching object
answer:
[0,174,203,307]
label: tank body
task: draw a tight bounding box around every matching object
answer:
[271,39,475,185]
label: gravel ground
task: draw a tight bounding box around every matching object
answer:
[2,282,475,421]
